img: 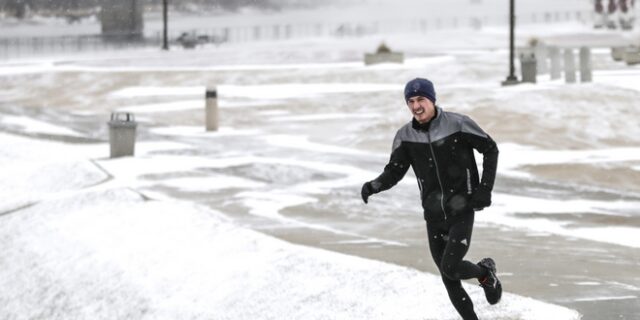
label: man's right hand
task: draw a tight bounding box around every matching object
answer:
[470,186,492,211]
[361,182,373,204]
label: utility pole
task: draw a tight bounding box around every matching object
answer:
[502,0,519,85]
[162,0,169,50]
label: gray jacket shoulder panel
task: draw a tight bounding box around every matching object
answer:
[430,109,489,141]
[428,110,462,142]
[392,108,487,147]
[458,113,488,138]
[393,122,427,152]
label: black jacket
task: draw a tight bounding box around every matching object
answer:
[370,106,498,222]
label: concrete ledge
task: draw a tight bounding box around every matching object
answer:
[364,52,404,65]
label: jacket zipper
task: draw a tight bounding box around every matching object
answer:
[427,130,447,220]
[466,168,472,195]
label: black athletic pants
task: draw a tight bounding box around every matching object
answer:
[426,211,486,320]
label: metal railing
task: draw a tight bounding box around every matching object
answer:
[0,11,591,60]
[0,34,158,60]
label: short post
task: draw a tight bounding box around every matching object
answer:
[579,47,593,82]
[564,49,577,84]
[205,88,218,131]
[520,52,537,83]
[534,43,549,74]
[108,112,137,158]
[549,46,562,80]
[162,0,168,50]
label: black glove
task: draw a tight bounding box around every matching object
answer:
[470,186,492,211]
[361,182,373,204]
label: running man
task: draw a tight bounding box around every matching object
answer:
[361,78,502,320]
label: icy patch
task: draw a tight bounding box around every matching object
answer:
[269,112,381,122]
[236,189,407,247]
[208,162,341,185]
[479,193,640,248]
[1,115,85,137]
[148,126,260,137]
[493,193,640,217]
[498,143,640,177]
[134,141,195,155]
[573,296,637,302]
[219,99,284,109]
[264,134,384,158]
[96,155,212,190]
[116,100,203,113]
[158,175,266,192]
[109,86,290,108]
[219,83,401,100]
[97,153,375,202]
[560,227,640,249]
[108,83,401,103]
[258,109,290,116]
[238,190,318,220]
[110,86,205,98]
[188,61,364,71]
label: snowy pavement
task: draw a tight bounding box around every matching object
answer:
[2,23,640,319]
[0,133,580,320]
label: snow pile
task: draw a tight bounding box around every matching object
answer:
[0,115,86,137]
[0,187,579,320]
[0,132,106,213]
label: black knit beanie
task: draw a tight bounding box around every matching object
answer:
[404,78,436,103]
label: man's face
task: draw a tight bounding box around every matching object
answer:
[406,96,435,124]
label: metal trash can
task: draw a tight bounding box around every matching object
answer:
[108,112,137,158]
[520,52,537,83]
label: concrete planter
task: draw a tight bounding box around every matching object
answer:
[364,52,404,65]
[611,47,626,61]
[624,47,640,65]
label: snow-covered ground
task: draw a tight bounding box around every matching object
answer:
[0,133,580,320]
[1,16,640,320]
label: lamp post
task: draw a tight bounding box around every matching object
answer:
[502,0,519,85]
[162,0,169,50]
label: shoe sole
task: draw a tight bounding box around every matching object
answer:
[488,280,502,305]
[479,258,501,305]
